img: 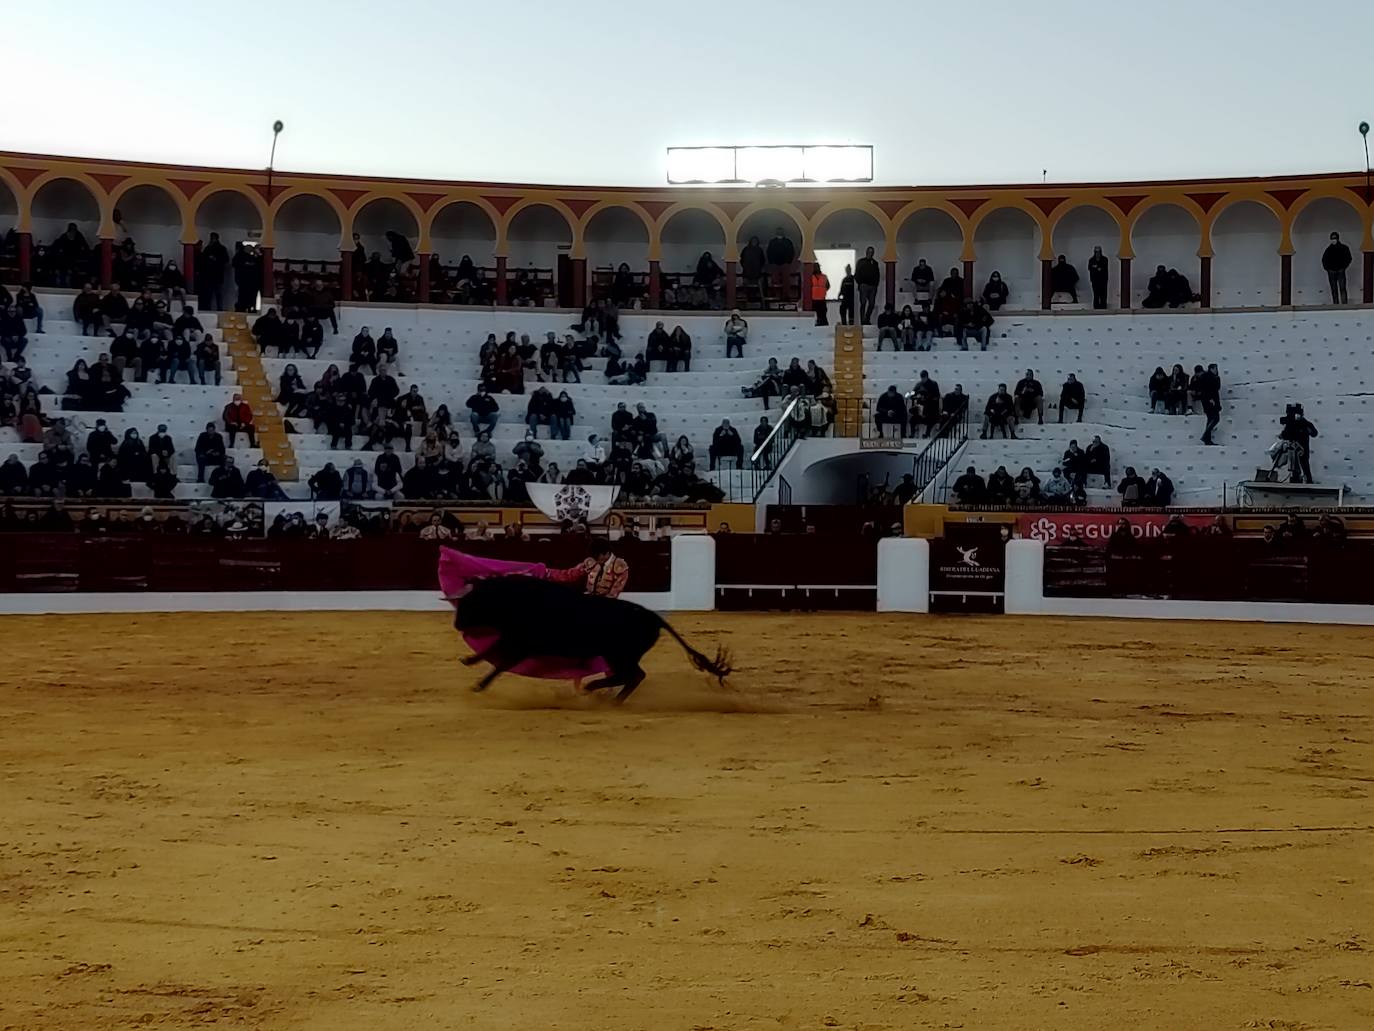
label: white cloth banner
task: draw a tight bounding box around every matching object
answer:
[526,483,620,523]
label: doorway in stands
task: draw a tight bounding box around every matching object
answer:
[813,248,854,311]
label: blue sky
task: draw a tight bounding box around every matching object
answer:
[9,0,1372,187]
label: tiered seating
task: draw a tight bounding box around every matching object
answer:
[0,291,264,498]
[262,309,834,496]
[865,310,1374,504]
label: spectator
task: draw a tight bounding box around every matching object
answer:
[309,461,343,500]
[15,283,44,334]
[148,456,178,499]
[198,232,230,311]
[342,459,373,499]
[1088,246,1110,309]
[278,364,308,418]
[1145,467,1174,506]
[223,394,257,448]
[351,327,378,373]
[173,304,203,343]
[1107,518,1137,553]
[116,429,151,484]
[1043,467,1073,503]
[766,228,796,302]
[739,235,766,305]
[810,265,831,326]
[161,334,192,385]
[1013,370,1044,426]
[386,230,415,268]
[981,384,1016,439]
[86,419,117,464]
[195,333,221,386]
[147,423,175,470]
[1322,232,1352,305]
[693,252,724,306]
[205,453,243,498]
[565,459,596,485]
[931,288,960,341]
[232,243,261,311]
[1061,439,1088,488]
[43,417,75,463]
[309,278,338,334]
[96,457,131,498]
[724,311,748,358]
[899,304,930,351]
[667,325,692,372]
[1049,255,1079,303]
[875,385,907,438]
[583,433,606,467]
[0,305,27,361]
[986,465,1016,504]
[876,304,901,350]
[1279,404,1318,483]
[942,384,968,422]
[466,388,499,436]
[742,358,783,408]
[0,453,28,495]
[753,416,772,458]
[1167,364,1189,415]
[909,371,941,438]
[300,316,324,359]
[28,452,62,496]
[73,284,103,336]
[245,459,285,500]
[910,259,935,305]
[1117,466,1146,505]
[1059,373,1085,423]
[981,271,1009,311]
[1142,265,1170,308]
[419,511,453,541]
[710,419,743,470]
[374,444,403,498]
[194,421,225,482]
[807,361,832,395]
[782,357,809,393]
[1147,366,1170,412]
[252,307,282,352]
[939,266,964,300]
[855,246,881,324]
[550,390,574,441]
[892,473,919,504]
[1013,467,1041,502]
[951,466,985,505]
[50,223,91,286]
[525,385,553,437]
[1199,363,1222,445]
[66,454,96,497]
[646,321,671,364]
[1085,435,1112,487]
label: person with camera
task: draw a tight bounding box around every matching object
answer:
[1279,404,1318,483]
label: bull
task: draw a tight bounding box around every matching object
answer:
[453,575,732,703]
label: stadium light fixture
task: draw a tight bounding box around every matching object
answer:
[1361,121,1371,202]
[666,145,873,185]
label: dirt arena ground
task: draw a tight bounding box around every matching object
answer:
[2,611,1373,1030]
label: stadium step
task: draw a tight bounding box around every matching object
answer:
[833,324,864,435]
[219,313,299,481]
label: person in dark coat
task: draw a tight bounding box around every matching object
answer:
[709,419,743,470]
[1085,435,1112,487]
[1050,255,1079,302]
[981,385,1016,439]
[854,246,881,324]
[1145,468,1174,506]
[1279,405,1318,483]
[209,456,245,498]
[981,271,1009,310]
[739,235,767,305]
[198,232,230,311]
[765,229,796,301]
[386,231,415,266]
[874,385,907,438]
[1088,246,1110,308]
[1059,373,1086,422]
[308,462,344,500]
[951,466,986,505]
[1322,231,1352,304]
[86,419,117,464]
[837,265,857,326]
[116,428,152,484]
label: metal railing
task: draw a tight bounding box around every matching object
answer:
[833,396,971,503]
[714,396,805,502]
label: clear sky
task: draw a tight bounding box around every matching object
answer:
[8,0,1372,187]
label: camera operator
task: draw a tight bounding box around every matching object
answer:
[1279,404,1318,484]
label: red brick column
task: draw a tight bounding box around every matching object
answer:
[571,257,586,309]
[648,259,661,309]
[339,249,353,301]
[495,256,508,305]
[1040,259,1052,310]
[1119,258,1132,309]
[884,259,896,309]
[18,232,31,282]
[1199,256,1212,308]
[1280,254,1293,306]
[962,259,974,299]
[724,260,737,309]
[417,252,431,302]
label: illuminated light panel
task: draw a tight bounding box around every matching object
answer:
[666,145,873,184]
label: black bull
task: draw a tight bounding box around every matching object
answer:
[454,576,733,702]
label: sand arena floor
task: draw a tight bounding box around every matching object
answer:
[2,611,1373,1030]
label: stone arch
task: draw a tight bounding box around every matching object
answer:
[270,187,349,248]
[498,198,577,255]
[1290,194,1365,305]
[0,173,20,237]
[30,176,102,285]
[351,195,421,263]
[734,204,807,262]
[505,202,574,274]
[1049,200,1127,256]
[109,183,182,265]
[190,186,267,244]
[660,206,728,278]
[812,206,886,254]
[582,204,651,301]
[1209,200,1283,307]
[971,206,1043,309]
[895,207,965,298]
[273,192,344,262]
[1127,203,1203,304]
[429,199,498,274]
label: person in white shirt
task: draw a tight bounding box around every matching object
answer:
[724,311,748,358]
[583,433,606,465]
[1042,467,1073,502]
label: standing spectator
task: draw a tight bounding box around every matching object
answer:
[223,394,257,448]
[739,235,767,305]
[1059,373,1086,423]
[232,242,261,312]
[810,265,831,327]
[710,419,743,470]
[766,228,796,302]
[1088,246,1110,309]
[1085,435,1112,486]
[981,384,1017,439]
[194,422,225,482]
[855,246,881,324]
[837,265,857,326]
[724,311,748,358]
[981,272,1009,310]
[198,232,230,311]
[1198,363,1222,445]
[1050,255,1079,303]
[1322,232,1352,304]
[1279,404,1318,483]
[209,456,245,498]
[466,388,499,436]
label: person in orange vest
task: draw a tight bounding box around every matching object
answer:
[810,266,831,327]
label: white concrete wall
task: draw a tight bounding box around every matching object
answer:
[1210,202,1281,307]
[876,537,929,612]
[973,208,1042,309]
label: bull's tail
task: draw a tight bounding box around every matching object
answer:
[657,616,733,685]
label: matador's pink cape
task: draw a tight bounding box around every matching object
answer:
[438,547,609,681]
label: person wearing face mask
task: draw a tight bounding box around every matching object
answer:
[981,271,1009,311]
[1088,246,1110,309]
[246,458,285,500]
[116,428,152,484]
[1322,232,1352,304]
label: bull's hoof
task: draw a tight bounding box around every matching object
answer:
[460,655,479,667]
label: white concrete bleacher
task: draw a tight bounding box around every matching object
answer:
[0,291,265,498]
[864,309,1374,505]
[262,308,835,497]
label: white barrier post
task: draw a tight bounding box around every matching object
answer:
[1004,539,1046,615]
[670,534,716,611]
[876,537,930,613]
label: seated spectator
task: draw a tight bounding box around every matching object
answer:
[1061,440,1088,487]
[1107,518,1137,553]
[86,419,117,464]
[931,289,960,340]
[959,299,993,351]
[667,325,692,372]
[939,265,964,299]
[981,384,1016,439]
[513,430,544,472]
[564,459,597,485]
[117,429,151,484]
[1013,370,1044,425]
[300,316,324,358]
[1049,256,1079,303]
[1146,366,1170,412]
[209,455,245,498]
[875,385,907,437]
[351,328,378,373]
[374,445,403,499]
[781,357,810,394]
[669,435,695,474]
[1117,466,1146,506]
[942,384,968,423]
[1042,466,1073,503]
[173,305,203,342]
[742,358,783,408]
[419,511,453,541]
[547,390,573,441]
[981,271,1009,310]
[252,307,282,352]
[908,371,941,438]
[0,453,28,495]
[73,284,103,335]
[28,452,62,496]
[342,459,373,499]
[951,465,986,505]
[694,251,724,306]
[1145,467,1174,506]
[806,360,833,396]
[14,283,44,334]
[525,385,553,437]
[752,416,772,462]
[309,461,343,500]
[245,459,286,500]
[1167,363,1190,414]
[66,454,96,497]
[96,457,131,498]
[898,304,931,351]
[43,417,75,463]
[194,422,225,482]
[100,284,130,329]
[1013,467,1041,502]
[149,455,179,500]
[723,311,748,359]
[195,334,221,386]
[65,359,94,408]
[1142,265,1170,308]
[1059,373,1085,423]
[160,261,186,301]
[0,305,27,361]
[986,465,1016,504]
[223,394,257,447]
[646,321,670,365]
[1161,514,1191,537]
[875,304,901,351]
[466,388,499,435]
[710,419,743,470]
[147,423,175,469]
[160,335,193,385]
[278,364,308,417]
